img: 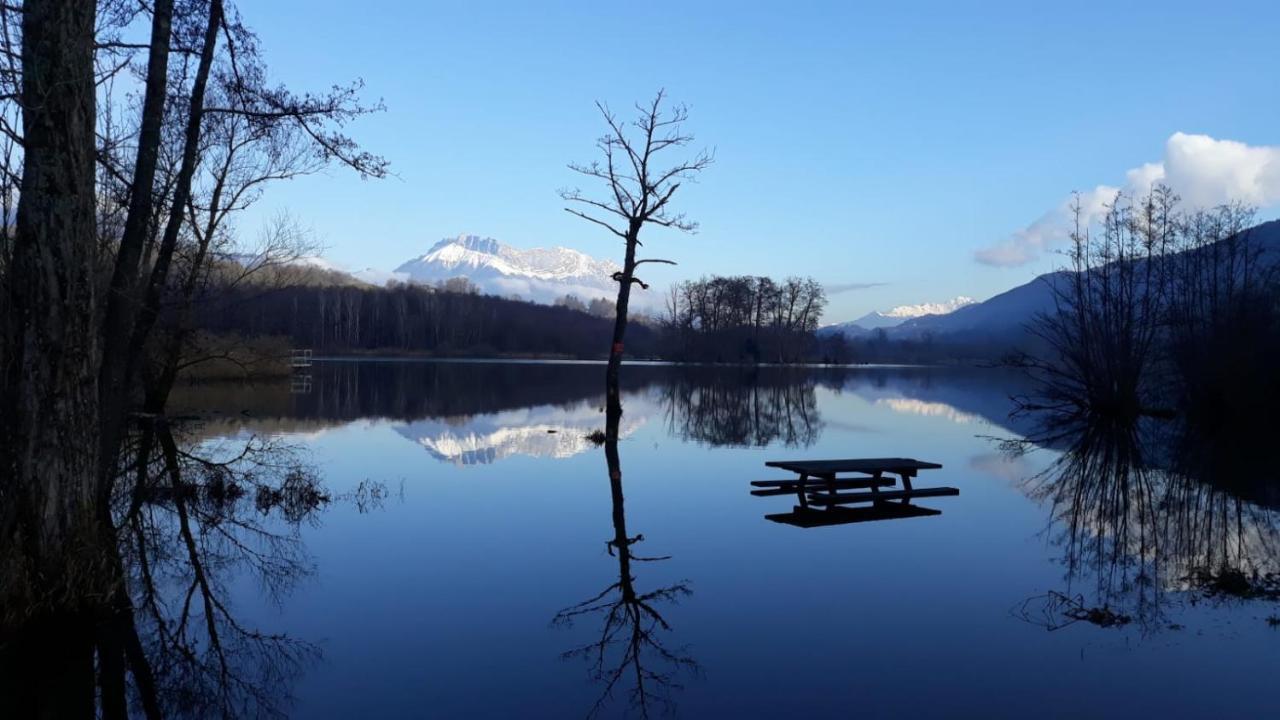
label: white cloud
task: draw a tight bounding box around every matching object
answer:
[976,133,1280,267]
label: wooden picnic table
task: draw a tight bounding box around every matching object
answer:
[756,457,953,512]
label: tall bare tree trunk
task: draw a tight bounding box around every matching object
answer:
[0,3,100,716]
[604,222,641,436]
[2,0,99,574]
[98,0,175,493]
[99,0,221,496]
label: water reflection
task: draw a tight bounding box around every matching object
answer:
[553,375,698,718]
[174,362,854,458]
[1011,413,1280,631]
[0,418,349,718]
[11,361,1278,715]
[394,403,646,465]
[660,366,823,448]
[177,362,1033,460]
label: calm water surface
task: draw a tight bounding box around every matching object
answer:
[176,360,1279,718]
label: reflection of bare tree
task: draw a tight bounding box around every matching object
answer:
[1,419,352,718]
[554,380,697,718]
[660,367,822,448]
[1012,415,1280,631]
[123,420,326,718]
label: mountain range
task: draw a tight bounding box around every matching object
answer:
[819,218,1280,346]
[257,217,1280,351]
[822,296,976,336]
[887,218,1280,343]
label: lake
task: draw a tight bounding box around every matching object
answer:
[168,359,1279,718]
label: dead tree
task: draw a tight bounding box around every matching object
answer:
[562,90,711,426]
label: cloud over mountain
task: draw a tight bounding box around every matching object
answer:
[976,133,1280,267]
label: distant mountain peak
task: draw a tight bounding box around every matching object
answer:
[394,234,622,304]
[427,233,502,257]
[822,295,978,336]
[884,296,976,319]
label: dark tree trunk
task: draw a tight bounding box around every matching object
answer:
[131,0,221,355]
[0,4,101,715]
[2,0,99,574]
[100,0,221,490]
[98,0,176,493]
[604,222,641,435]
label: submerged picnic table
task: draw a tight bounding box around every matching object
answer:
[751,457,958,526]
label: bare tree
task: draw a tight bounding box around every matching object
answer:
[562,90,711,422]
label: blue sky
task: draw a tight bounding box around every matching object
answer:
[240,0,1280,323]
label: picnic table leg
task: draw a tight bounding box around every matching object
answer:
[796,473,810,509]
[868,471,884,505]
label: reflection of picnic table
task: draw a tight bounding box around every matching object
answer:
[752,458,957,527]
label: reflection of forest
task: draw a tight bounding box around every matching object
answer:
[1016,416,1280,630]
[659,366,823,447]
[171,361,661,425]
[172,362,1040,453]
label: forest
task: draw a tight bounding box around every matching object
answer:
[657,275,827,362]
[193,280,659,359]
[186,271,836,363]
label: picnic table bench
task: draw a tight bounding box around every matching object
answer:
[752,457,957,526]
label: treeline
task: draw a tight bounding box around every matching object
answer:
[194,282,658,359]
[659,275,827,362]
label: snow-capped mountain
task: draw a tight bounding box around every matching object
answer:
[823,296,977,336]
[393,234,621,304]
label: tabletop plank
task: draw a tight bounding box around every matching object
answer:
[764,457,942,475]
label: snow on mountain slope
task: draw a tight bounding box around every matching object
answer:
[394,234,621,304]
[822,296,976,336]
[885,296,976,318]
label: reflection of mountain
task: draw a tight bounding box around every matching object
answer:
[874,397,984,425]
[394,403,645,465]
[834,366,1033,435]
[173,361,1035,449]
